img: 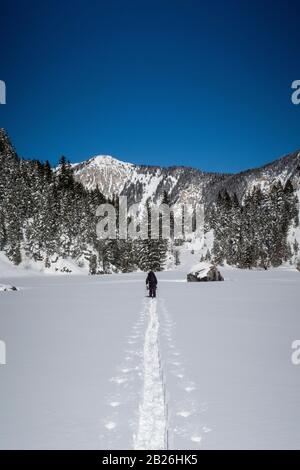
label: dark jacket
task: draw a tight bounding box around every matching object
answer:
[146,271,157,287]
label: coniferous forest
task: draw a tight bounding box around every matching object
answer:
[0,129,299,273]
[0,129,169,273]
[207,183,299,269]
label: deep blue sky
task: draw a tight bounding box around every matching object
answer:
[1,0,300,173]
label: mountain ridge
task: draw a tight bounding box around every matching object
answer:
[2,126,299,207]
[0,128,300,196]
[72,147,300,205]
[0,128,299,271]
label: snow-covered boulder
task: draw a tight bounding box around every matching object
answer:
[0,284,18,292]
[187,262,224,282]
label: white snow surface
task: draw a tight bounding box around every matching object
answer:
[133,299,167,450]
[0,264,300,449]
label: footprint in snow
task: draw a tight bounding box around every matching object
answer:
[191,435,202,443]
[110,377,127,385]
[177,410,192,418]
[105,421,116,430]
[202,426,212,433]
[109,401,120,408]
[185,386,196,393]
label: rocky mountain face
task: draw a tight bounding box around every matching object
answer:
[72,155,228,207]
[72,150,300,206]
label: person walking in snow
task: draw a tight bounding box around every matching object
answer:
[146,270,157,298]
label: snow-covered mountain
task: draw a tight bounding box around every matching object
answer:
[1,127,300,273]
[72,154,226,206]
[73,151,300,205]
[72,155,135,199]
[72,150,300,269]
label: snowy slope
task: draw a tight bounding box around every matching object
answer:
[0,251,89,277]
[72,156,228,206]
[72,150,300,206]
[1,266,299,449]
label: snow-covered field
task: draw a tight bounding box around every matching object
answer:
[0,263,300,449]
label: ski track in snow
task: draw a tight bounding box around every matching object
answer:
[133,298,168,450]
[102,295,207,449]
